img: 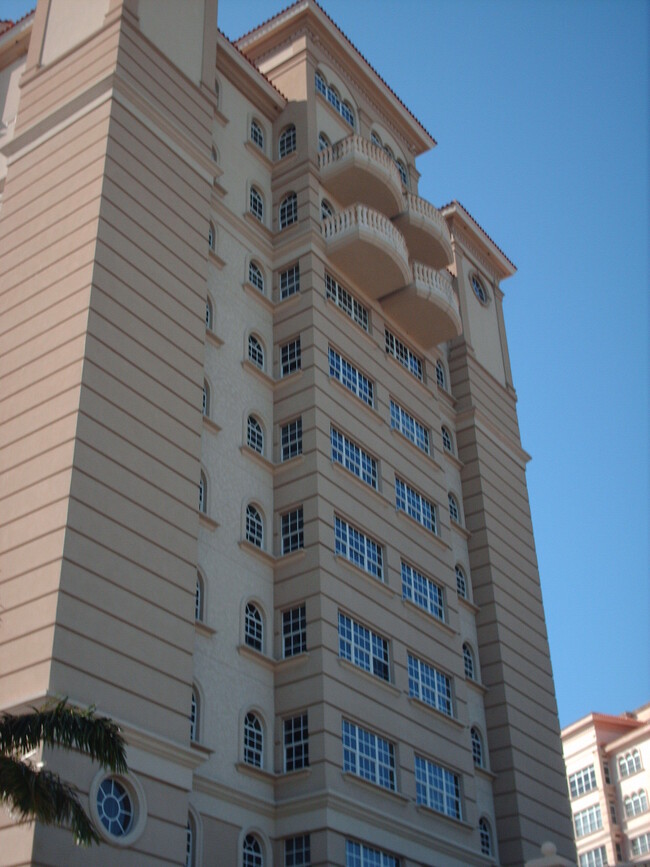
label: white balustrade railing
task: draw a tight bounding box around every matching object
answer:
[411,262,460,315]
[318,135,402,186]
[322,204,410,265]
[403,192,451,242]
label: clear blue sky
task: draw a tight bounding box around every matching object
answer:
[4,0,648,729]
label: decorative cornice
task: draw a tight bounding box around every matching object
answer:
[451,223,501,284]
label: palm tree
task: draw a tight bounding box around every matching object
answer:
[0,698,127,846]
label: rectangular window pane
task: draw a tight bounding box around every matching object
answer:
[408,654,453,716]
[390,399,430,454]
[282,507,304,554]
[395,478,437,534]
[569,764,597,798]
[285,835,311,866]
[345,840,398,867]
[579,847,608,867]
[331,428,378,489]
[401,561,444,621]
[281,417,303,461]
[326,273,368,331]
[415,755,461,820]
[329,347,373,406]
[338,612,389,681]
[334,516,383,580]
[385,329,423,380]
[283,605,306,657]
[281,338,301,376]
[284,713,309,771]
[280,264,300,299]
[342,720,395,791]
[574,804,603,838]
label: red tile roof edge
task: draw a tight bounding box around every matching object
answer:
[0,9,34,37]
[233,0,436,147]
[217,27,288,104]
[442,199,516,272]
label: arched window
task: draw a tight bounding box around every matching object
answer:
[471,727,484,767]
[321,199,334,220]
[479,818,492,856]
[279,192,298,229]
[205,297,213,330]
[441,425,454,454]
[190,689,198,742]
[448,493,460,523]
[396,159,408,187]
[250,119,264,150]
[249,186,264,222]
[370,131,382,148]
[455,565,468,599]
[248,261,264,293]
[195,572,204,621]
[279,124,296,159]
[202,380,210,417]
[463,643,475,680]
[383,144,394,160]
[624,790,648,817]
[248,334,265,370]
[243,833,263,867]
[198,471,207,514]
[243,713,263,768]
[244,602,263,652]
[327,84,340,111]
[619,749,643,777]
[318,132,330,152]
[247,416,264,454]
[340,101,355,127]
[208,222,215,251]
[245,505,263,548]
[436,359,447,390]
[185,815,195,867]
[211,145,218,164]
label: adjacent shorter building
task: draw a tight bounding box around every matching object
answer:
[562,704,650,867]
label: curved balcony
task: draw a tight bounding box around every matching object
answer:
[381,262,462,348]
[392,193,454,269]
[322,205,412,299]
[319,135,404,217]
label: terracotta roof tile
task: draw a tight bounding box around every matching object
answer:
[234,0,436,146]
[442,199,516,271]
[0,9,35,36]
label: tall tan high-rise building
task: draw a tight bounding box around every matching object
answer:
[0,2,574,865]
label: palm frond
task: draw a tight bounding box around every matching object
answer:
[0,755,100,846]
[0,700,127,774]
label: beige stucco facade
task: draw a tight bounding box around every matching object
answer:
[0,2,573,865]
[562,705,650,867]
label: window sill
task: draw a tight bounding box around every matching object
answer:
[337,657,400,697]
[211,179,227,199]
[213,107,228,127]
[325,295,375,345]
[205,328,224,347]
[333,553,394,599]
[330,458,386,507]
[243,211,273,243]
[235,761,275,783]
[242,280,274,313]
[395,508,449,550]
[237,643,275,671]
[407,696,464,730]
[276,548,306,566]
[475,765,497,782]
[465,676,488,696]
[277,766,311,782]
[401,598,455,637]
[239,539,274,566]
[240,444,274,473]
[327,374,379,421]
[199,513,219,532]
[208,249,226,269]
[195,620,216,637]
[275,290,302,310]
[275,454,304,474]
[202,416,221,435]
[442,448,464,471]
[275,652,309,672]
[384,353,431,398]
[190,740,213,757]
[241,359,275,388]
[458,596,480,615]
[276,369,303,389]
[415,803,472,830]
[389,426,441,472]
[341,772,408,804]
[449,519,471,541]
[244,139,273,171]
[436,383,457,408]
